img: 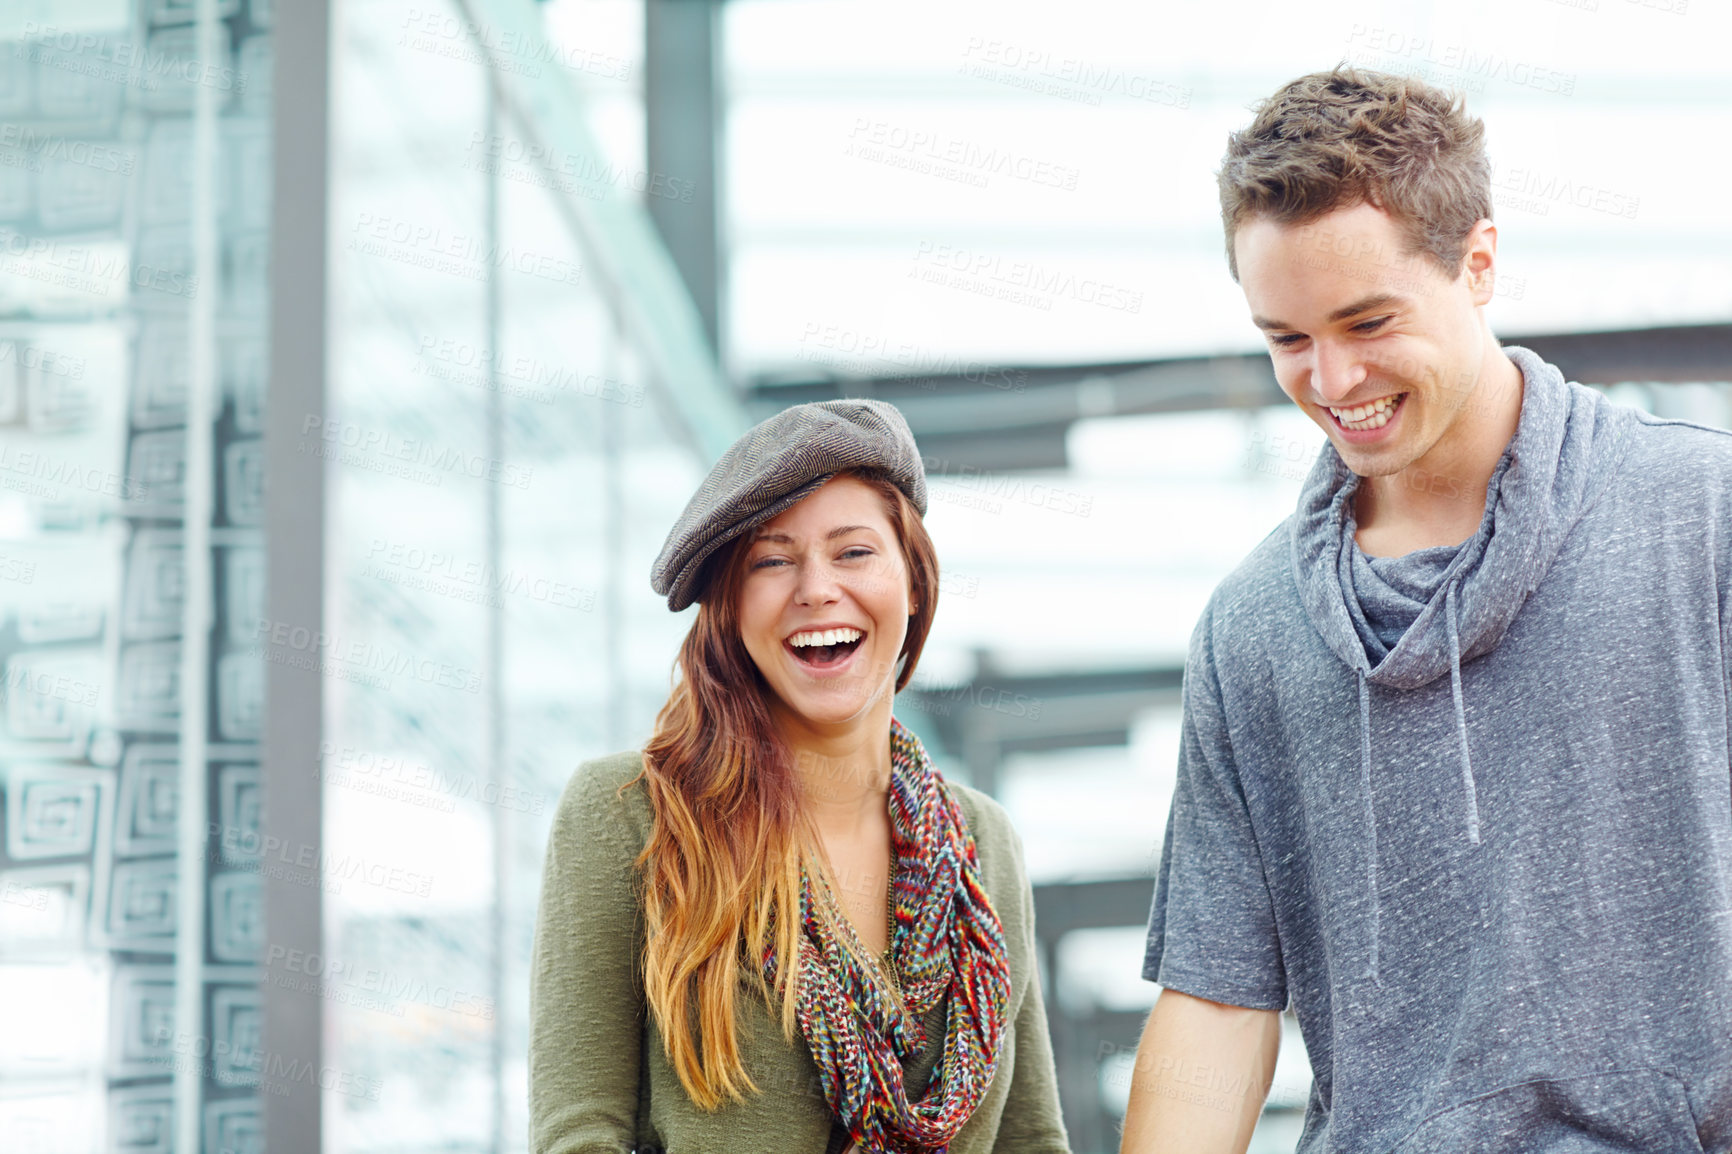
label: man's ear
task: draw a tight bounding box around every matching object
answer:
[1461,218,1499,306]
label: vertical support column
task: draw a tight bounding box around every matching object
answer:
[964,648,1004,799]
[264,0,330,1149]
[645,0,725,360]
[173,1,222,1148]
[483,69,510,1154]
[602,332,626,753]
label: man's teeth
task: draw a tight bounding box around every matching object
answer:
[789,627,864,648]
[1329,395,1400,430]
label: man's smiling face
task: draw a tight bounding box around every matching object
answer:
[1235,201,1500,480]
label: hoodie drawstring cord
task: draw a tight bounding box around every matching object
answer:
[1359,586,1482,985]
[1358,667,1380,984]
[1445,582,1483,845]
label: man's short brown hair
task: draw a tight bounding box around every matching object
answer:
[1218,66,1492,282]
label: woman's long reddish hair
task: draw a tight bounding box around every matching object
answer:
[628,468,940,1108]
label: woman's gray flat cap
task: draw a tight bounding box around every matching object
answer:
[651,398,927,611]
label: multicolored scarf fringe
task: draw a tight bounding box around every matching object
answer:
[760,716,1013,1154]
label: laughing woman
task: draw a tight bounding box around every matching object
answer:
[529,400,1070,1154]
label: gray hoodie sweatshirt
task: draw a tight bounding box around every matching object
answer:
[1142,346,1732,1152]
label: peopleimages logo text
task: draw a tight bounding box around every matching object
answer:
[18,22,247,93]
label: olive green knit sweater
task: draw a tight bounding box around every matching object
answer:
[528,749,1073,1154]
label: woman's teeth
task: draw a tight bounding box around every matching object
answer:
[1329,395,1401,431]
[789,627,863,648]
[788,627,865,667]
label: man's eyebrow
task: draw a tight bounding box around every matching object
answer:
[1327,292,1405,323]
[1252,292,1407,332]
[751,525,877,544]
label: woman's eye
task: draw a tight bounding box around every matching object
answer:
[751,556,788,570]
[840,547,873,561]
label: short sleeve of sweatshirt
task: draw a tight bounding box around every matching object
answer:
[1141,603,1288,1010]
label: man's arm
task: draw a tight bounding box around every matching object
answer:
[1118,988,1281,1154]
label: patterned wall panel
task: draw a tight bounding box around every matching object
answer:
[110,965,178,1081]
[0,862,89,955]
[110,1083,175,1154]
[209,869,263,962]
[204,1098,263,1154]
[107,856,178,949]
[0,0,273,1146]
[4,765,113,861]
[115,744,179,857]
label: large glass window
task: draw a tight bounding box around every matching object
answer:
[322,1,713,1149]
[10,2,1726,1152]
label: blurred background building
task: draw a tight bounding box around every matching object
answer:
[0,0,1726,1151]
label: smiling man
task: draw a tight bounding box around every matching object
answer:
[1119,68,1732,1153]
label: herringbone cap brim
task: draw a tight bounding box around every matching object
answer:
[651,398,927,611]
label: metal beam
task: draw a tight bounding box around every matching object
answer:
[175,2,223,1148]
[459,0,748,463]
[1052,1005,1151,1154]
[1033,877,1158,941]
[264,0,329,1148]
[1517,324,1732,385]
[1032,877,1160,1154]
[645,0,724,358]
[753,323,1732,473]
[900,664,1183,796]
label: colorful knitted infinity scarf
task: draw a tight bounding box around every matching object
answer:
[760,716,1013,1154]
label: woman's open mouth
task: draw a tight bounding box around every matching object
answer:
[785,626,866,669]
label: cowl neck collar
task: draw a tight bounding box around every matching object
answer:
[1286,346,1634,981]
[1292,345,1628,690]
